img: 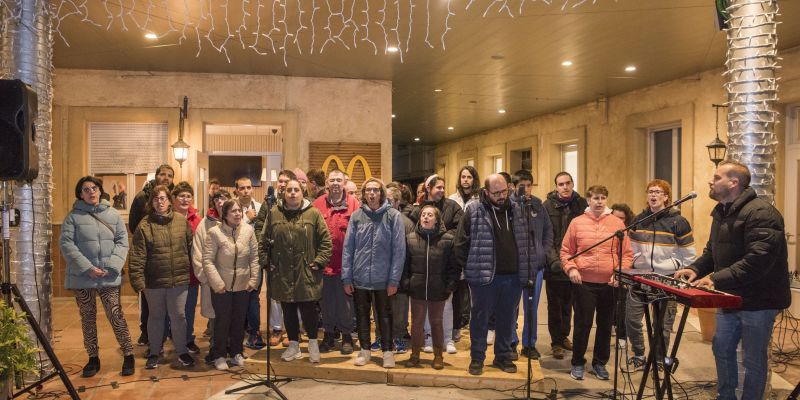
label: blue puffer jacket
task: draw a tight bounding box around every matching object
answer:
[60,199,129,289]
[454,193,553,286]
[341,201,407,290]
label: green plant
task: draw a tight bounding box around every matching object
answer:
[0,301,39,380]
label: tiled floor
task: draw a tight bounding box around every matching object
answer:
[13,289,800,399]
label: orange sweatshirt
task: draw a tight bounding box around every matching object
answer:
[560,208,633,284]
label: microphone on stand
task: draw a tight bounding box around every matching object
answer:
[265,185,276,209]
[517,183,527,204]
[671,191,697,208]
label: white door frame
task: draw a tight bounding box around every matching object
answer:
[784,104,800,274]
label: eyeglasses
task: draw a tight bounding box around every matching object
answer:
[364,188,381,193]
[488,189,508,196]
[153,196,170,203]
[648,190,666,195]
[81,186,99,193]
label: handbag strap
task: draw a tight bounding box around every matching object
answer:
[89,212,115,234]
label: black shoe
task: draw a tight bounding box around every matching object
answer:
[205,352,215,365]
[521,346,541,360]
[82,357,100,377]
[341,335,354,355]
[319,333,335,353]
[178,353,195,367]
[468,359,483,376]
[186,341,200,354]
[136,333,149,346]
[492,358,517,373]
[121,355,135,376]
[145,355,159,369]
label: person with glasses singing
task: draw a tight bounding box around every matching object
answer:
[60,176,135,377]
[453,174,552,376]
[266,179,332,363]
[128,185,196,370]
[622,180,696,373]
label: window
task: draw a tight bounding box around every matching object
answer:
[510,148,533,171]
[88,122,169,211]
[649,126,681,198]
[561,143,578,190]
[493,156,504,173]
[466,159,474,167]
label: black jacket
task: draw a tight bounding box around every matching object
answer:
[401,223,459,301]
[406,197,464,234]
[688,187,791,311]
[543,191,588,281]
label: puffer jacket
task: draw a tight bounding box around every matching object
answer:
[203,221,260,293]
[454,191,553,286]
[267,199,332,302]
[543,190,588,281]
[402,222,459,301]
[60,199,129,289]
[560,208,633,284]
[629,208,696,275]
[406,197,464,233]
[448,191,477,211]
[185,206,202,286]
[191,209,221,318]
[128,211,193,292]
[341,201,406,290]
[688,187,791,311]
[313,192,360,276]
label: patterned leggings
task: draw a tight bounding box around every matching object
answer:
[75,287,134,357]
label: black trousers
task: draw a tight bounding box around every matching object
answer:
[353,288,392,351]
[451,279,471,329]
[210,290,250,359]
[545,278,573,346]
[571,282,614,367]
[281,301,319,341]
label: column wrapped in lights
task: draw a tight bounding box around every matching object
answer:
[723,0,780,204]
[1,0,56,375]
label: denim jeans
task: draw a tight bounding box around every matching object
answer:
[185,285,199,343]
[245,290,261,335]
[713,308,779,400]
[469,274,523,363]
[625,290,677,358]
[519,269,544,347]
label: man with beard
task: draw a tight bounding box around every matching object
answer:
[128,164,175,346]
[454,174,552,376]
[542,172,586,360]
[675,161,790,400]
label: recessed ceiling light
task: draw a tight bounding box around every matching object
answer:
[498,108,506,114]
[387,46,399,53]
[434,89,443,92]
[447,126,454,131]
[391,114,396,118]
[413,137,420,142]
[144,32,158,40]
[625,65,637,72]
[561,60,573,67]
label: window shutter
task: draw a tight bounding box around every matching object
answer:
[88,122,168,174]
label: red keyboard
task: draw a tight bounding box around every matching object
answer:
[619,271,742,309]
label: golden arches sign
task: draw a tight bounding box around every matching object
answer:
[321,155,373,180]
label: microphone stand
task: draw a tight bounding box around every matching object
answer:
[226,190,290,399]
[567,193,696,399]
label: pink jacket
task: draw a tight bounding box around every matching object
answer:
[560,208,633,284]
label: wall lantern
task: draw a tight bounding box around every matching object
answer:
[706,104,728,166]
[172,96,190,167]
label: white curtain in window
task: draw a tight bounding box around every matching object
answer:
[88,122,168,174]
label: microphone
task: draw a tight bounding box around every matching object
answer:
[517,183,527,203]
[266,186,276,208]
[670,191,697,208]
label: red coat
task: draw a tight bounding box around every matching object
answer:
[186,206,202,286]
[313,193,360,276]
[560,209,633,284]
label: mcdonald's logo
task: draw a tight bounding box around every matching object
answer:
[321,155,373,180]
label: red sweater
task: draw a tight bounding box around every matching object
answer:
[313,193,360,276]
[560,209,633,284]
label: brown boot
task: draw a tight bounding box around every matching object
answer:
[432,347,444,370]
[404,347,421,368]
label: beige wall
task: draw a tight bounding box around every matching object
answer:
[435,46,800,254]
[51,69,392,222]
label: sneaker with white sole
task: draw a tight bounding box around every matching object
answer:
[382,351,395,368]
[446,341,457,354]
[281,341,302,361]
[487,330,496,345]
[214,357,229,371]
[423,335,433,353]
[354,349,371,366]
[308,339,321,363]
[621,356,646,373]
[617,339,627,349]
[231,353,246,367]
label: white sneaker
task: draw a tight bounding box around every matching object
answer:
[214,357,229,371]
[231,353,246,367]
[423,336,433,353]
[446,340,457,354]
[308,339,320,363]
[354,349,371,366]
[618,339,627,349]
[281,340,302,361]
[487,330,496,345]
[382,351,395,368]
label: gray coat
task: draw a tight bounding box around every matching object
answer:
[341,201,406,290]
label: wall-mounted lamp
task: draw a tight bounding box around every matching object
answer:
[706,104,728,166]
[172,96,190,167]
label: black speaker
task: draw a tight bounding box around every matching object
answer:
[0,79,39,181]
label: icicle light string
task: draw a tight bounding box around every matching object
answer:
[43,0,601,65]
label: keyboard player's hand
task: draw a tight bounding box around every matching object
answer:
[674,268,697,282]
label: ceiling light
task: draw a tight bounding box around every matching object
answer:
[391,114,396,118]
[434,89,443,92]
[414,137,420,142]
[561,60,573,66]
[447,126,454,131]
[387,46,399,53]
[625,65,637,72]
[144,32,158,40]
[498,108,506,114]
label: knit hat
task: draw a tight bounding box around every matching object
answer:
[293,168,308,183]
